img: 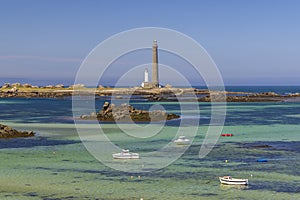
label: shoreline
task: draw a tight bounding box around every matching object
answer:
[1,84,299,102]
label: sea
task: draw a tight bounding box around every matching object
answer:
[0,86,300,200]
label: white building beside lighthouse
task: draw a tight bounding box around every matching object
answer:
[141,68,149,87]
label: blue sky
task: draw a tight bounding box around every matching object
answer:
[1,0,300,86]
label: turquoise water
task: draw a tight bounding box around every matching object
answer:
[0,98,300,199]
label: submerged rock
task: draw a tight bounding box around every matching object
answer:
[252,144,272,148]
[0,124,35,138]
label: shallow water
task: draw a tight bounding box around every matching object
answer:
[0,98,300,199]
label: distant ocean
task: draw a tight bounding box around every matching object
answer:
[194,85,300,95]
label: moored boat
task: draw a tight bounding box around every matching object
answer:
[221,133,234,137]
[112,149,139,159]
[257,158,268,162]
[174,136,191,145]
[219,176,248,185]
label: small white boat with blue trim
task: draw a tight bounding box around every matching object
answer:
[219,176,248,185]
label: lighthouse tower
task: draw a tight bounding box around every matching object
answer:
[152,40,159,87]
[141,40,160,88]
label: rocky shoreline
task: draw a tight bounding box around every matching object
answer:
[0,124,35,138]
[1,83,299,102]
[80,102,180,122]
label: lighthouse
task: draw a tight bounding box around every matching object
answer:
[152,40,159,87]
[141,40,160,88]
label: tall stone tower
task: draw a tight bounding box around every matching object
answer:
[152,40,159,87]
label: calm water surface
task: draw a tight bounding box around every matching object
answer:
[0,97,300,199]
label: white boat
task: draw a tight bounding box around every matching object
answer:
[174,136,191,145]
[219,176,248,185]
[112,149,139,159]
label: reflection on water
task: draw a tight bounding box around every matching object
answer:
[220,184,249,190]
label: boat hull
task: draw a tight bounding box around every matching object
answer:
[174,137,191,145]
[174,140,190,145]
[112,153,139,159]
[219,177,248,185]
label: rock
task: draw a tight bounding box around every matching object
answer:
[0,124,35,138]
[8,87,18,93]
[98,85,105,90]
[165,84,172,88]
[253,145,272,148]
[45,85,54,89]
[69,84,85,89]
[11,82,21,87]
[80,115,89,119]
[148,95,163,101]
[1,83,11,89]
[258,92,280,97]
[287,93,300,97]
[94,102,179,122]
[90,112,97,118]
[55,84,64,88]
[103,101,110,110]
[22,83,32,88]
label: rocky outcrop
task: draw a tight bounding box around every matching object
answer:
[1,83,300,102]
[22,83,32,88]
[2,83,39,89]
[198,95,283,102]
[55,84,64,88]
[69,84,85,89]
[250,92,280,97]
[0,91,73,98]
[286,93,300,97]
[0,124,35,138]
[11,82,21,87]
[1,83,11,89]
[81,102,180,122]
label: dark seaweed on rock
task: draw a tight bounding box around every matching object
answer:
[80,102,180,122]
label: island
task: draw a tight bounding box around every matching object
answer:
[0,82,299,102]
[0,124,35,138]
[80,102,180,122]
